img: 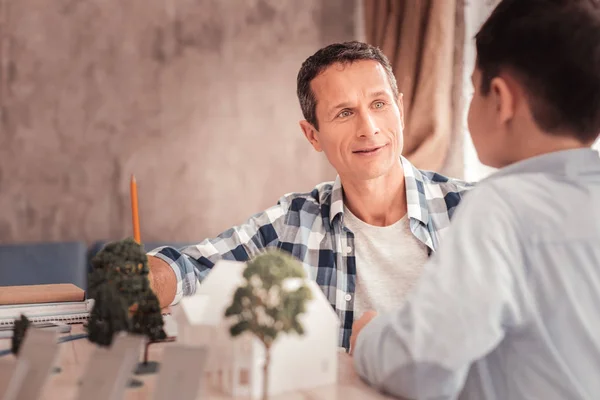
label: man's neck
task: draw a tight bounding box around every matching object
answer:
[340,160,407,227]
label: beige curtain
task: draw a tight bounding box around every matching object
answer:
[364,0,465,176]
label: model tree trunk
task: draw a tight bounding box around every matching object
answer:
[262,344,271,400]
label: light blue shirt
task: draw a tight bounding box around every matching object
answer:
[354,148,600,400]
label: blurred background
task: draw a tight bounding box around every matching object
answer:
[1,0,598,248]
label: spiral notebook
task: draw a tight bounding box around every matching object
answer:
[0,284,93,327]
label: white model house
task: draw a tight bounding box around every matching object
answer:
[172,260,340,399]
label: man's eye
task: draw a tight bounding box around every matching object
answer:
[338,110,352,118]
[374,101,385,109]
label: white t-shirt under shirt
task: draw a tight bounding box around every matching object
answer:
[342,205,430,320]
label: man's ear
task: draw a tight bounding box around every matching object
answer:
[397,92,405,130]
[299,120,323,152]
[490,76,515,125]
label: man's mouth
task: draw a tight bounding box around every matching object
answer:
[353,144,387,154]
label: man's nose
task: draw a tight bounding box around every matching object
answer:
[357,111,380,137]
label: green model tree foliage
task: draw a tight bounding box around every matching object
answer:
[87,238,165,347]
[11,314,30,355]
[87,281,131,346]
[225,250,312,400]
[89,238,150,305]
[131,290,167,342]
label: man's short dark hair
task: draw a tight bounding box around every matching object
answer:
[296,41,398,130]
[475,0,600,142]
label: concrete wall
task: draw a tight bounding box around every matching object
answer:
[0,0,358,244]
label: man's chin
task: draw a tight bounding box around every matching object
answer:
[350,166,394,182]
[336,156,400,182]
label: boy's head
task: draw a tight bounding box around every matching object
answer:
[468,0,600,168]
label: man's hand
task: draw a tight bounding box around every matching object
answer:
[147,255,177,308]
[350,310,378,355]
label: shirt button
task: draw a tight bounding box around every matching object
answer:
[345,246,352,254]
[344,294,352,301]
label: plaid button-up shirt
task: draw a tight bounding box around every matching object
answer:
[149,157,474,349]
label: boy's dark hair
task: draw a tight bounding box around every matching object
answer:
[475,0,600,142]
[296,41,398,130]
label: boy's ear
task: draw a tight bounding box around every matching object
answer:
[299,120,323,152]
[490,76,515,125]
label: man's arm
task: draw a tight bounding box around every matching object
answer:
[353,184,527,399]
[146,199,290,307]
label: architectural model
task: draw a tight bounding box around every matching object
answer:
[174,251,340,399]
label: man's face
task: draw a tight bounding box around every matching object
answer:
[300,60,404,181]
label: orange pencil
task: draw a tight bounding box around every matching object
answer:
[130,174,141,243]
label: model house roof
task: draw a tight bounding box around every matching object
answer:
[176,259,340,327]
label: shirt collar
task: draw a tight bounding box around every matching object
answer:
[329,176,345,225]
[401,156,430,226]
[328,156,430,226]
[483,148,600,183]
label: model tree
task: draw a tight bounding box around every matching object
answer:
[87,238,165,349]
[11,314,30,355]
[224,250,313,400]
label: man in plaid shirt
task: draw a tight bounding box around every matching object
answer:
[146,41,473,350]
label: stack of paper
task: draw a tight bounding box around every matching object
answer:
[0,284,93,327]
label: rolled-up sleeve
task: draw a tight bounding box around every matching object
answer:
[147,245,200,305]
[147,200,289,305]
[353,184,526,399]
